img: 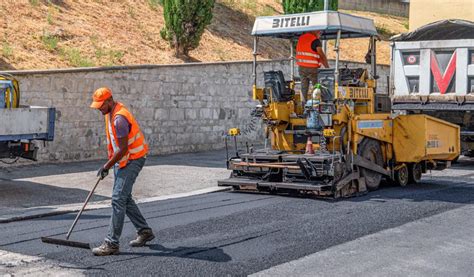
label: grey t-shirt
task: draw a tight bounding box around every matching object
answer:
[114,115,131,139]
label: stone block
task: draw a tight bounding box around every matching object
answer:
[199,108,212,119]
[185,109,198,120]
[154,108,169,120]
[176,133,193,145]
[169,108,185,121]
[192,101,206,108]
[27,76,52,92]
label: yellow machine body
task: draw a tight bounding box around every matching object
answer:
[393,115,460,163]
[262,74,386,153]
[231,68,460,194]
[261,75,460,165]
[0,75,20,108]
[219,11,460,197]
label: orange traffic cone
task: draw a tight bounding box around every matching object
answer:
[305,136,314,154]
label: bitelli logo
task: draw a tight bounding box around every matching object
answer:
[430,51,457,94]
[272,16,310,28]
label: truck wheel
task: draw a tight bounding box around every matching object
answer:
[409,163,422,184]
[394,163,409,187]
[358,139,383,191]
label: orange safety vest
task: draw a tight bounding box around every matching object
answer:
[296,33,321,68]
[105,102,148,168]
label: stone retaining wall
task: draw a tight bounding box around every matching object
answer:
[340,0,409,17]
[6,60,389,163]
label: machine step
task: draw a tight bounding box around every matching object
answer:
[218,178,332,192]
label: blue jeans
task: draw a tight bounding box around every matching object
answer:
[105,157,150,246]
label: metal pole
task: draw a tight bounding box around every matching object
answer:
[225,136,229,159]
[334,30,341,85]
[322,0,330,53]
[233,136,238,157]
[66,177,101,239]
[371,36,377,80]
[252,36,258,88]
[389,41,395,97]
[290,39,295,81]
[322,40,327,57]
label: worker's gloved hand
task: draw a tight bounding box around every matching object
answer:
[97,167,109,180]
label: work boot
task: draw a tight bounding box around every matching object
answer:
[92,241,120,256]
[129,228,155,247]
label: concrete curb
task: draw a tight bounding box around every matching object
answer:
[0,187,230,224]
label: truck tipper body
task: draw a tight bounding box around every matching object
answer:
[0,74,55,162]
[390,20,474,154]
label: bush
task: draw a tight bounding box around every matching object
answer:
[282,0,338,14]
[160,0,215,58]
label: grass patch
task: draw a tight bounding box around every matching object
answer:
[148,0,160,10]
[29,0,39,6]
[59,47,95,67]
[403,21,409,30]
[46,4,58,25]
[221,0,236,5]
[215,47,228,60]
[47,12,53,24]
[259,5,276,16]
[221,0,258,15]
[92,41,124,66]
[41,34,59,51]
[128,6,137,19]
[243,0,257,13]
[376,24,397,39]
[94,48,106,60]
[2,42,13,58]
[103,49,124,66]
[108,50,124,61]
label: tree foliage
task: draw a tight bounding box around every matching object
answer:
[160,0,215,58]
[282,0,338,14]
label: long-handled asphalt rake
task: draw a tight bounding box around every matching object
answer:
[41,177,102,249]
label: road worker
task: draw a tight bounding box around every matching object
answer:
[296,30,330,104]
[90,87,154,256]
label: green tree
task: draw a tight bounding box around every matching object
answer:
[282,0,338,14]
[160,0,215,59]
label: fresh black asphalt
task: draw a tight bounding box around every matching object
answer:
[1,170,473,276]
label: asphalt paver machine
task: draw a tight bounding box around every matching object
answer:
[218,11,460,198]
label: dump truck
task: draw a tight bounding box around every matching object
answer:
[390,20,474,156]
[218,11,460,198]
[0,74,55,162]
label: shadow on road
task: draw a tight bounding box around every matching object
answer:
[0,179,109,212]
[348,178,474,205]
[121,243,232,263]
[145,150,227,168]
